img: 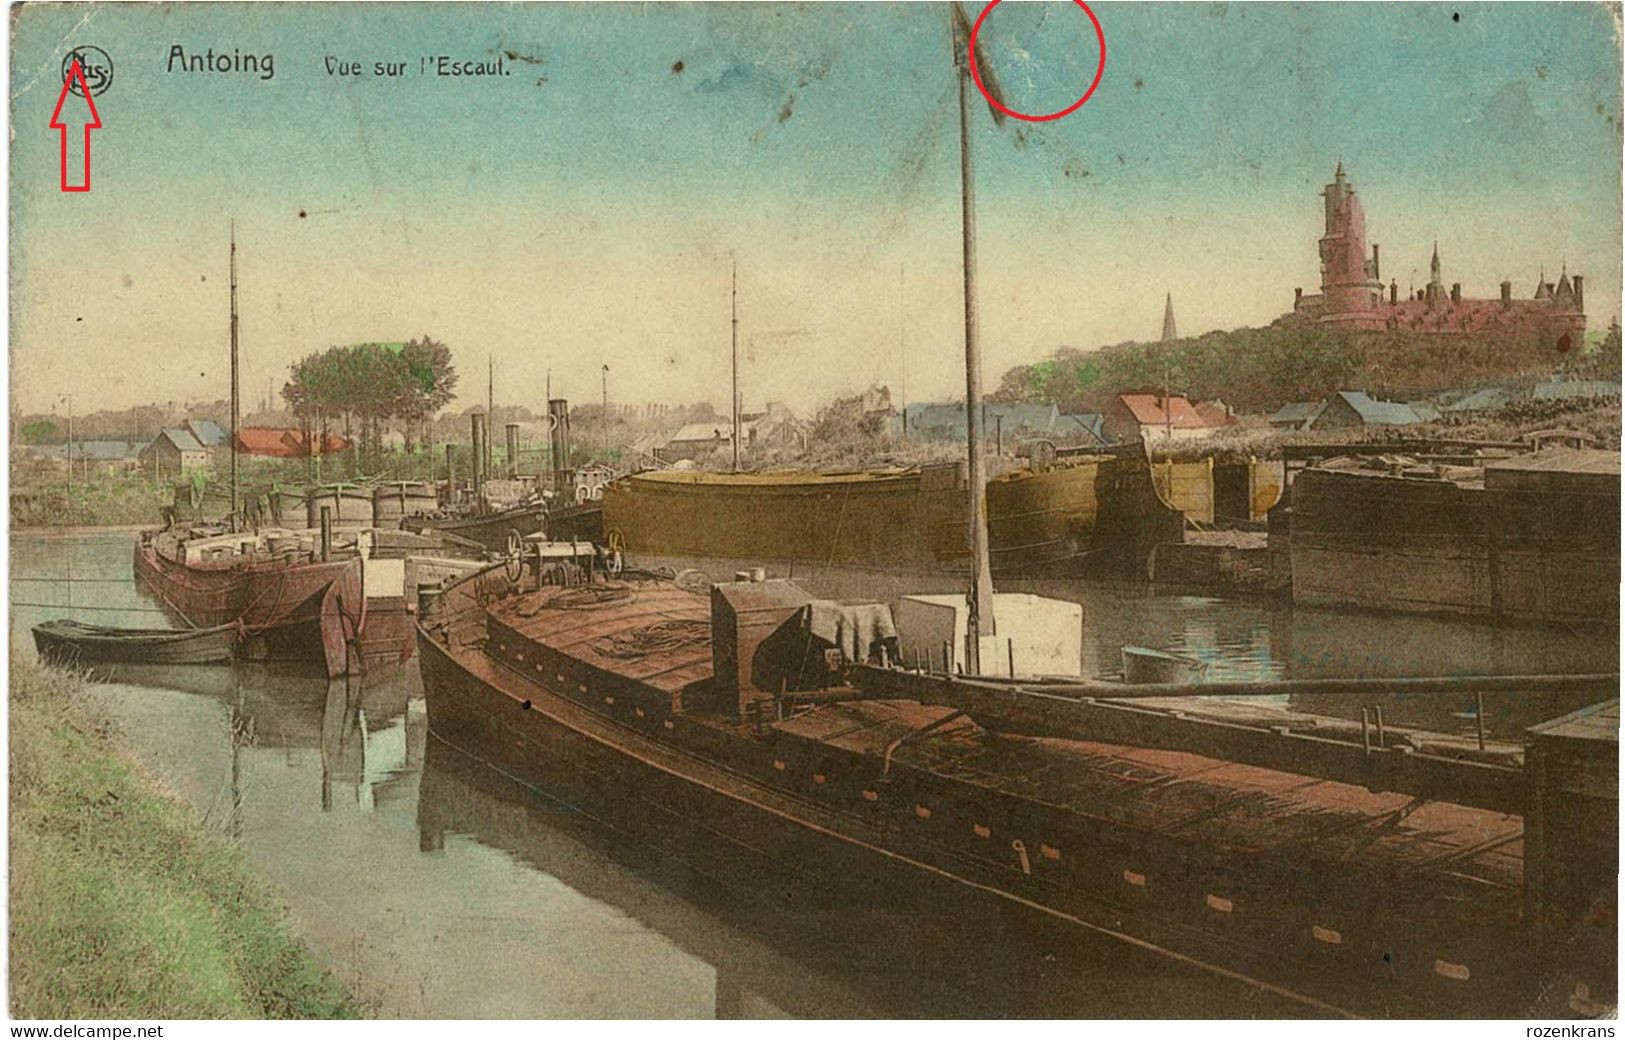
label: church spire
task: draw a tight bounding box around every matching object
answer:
[1160,292,1177,342]
[1430,241,1441,284]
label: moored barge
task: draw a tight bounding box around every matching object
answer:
[418,561,1616,1017]
[600,449,1181,582]
[134,527,386,676]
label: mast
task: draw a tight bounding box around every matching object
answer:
[487,355,495,475]
[954,13,995,673]
[229,221,239,531]
[899,263,908,438]
[731,256,740,472]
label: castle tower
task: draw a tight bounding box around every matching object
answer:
[1317,163,1384,329]
[1160,292,1177,341]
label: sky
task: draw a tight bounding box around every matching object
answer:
[10,1,1623,417]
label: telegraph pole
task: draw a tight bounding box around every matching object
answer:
[731,256,741,472]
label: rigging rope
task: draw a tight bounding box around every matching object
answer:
[587,619,710,660]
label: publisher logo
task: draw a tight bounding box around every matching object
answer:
[62,46,114,97]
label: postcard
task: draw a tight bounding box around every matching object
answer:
[8,0,1622,1027]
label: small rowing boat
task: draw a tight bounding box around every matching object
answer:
[1121,644,1209,684]
[32,618,241,667]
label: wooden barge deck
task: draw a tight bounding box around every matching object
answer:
[419,567,1616,1017]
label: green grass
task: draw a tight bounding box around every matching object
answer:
[9,658,361,1019]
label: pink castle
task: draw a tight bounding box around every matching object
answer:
[1291,163,1586,350]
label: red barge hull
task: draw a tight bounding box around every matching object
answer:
[133,536,367,675]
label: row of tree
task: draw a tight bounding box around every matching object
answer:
[281,338,458,464]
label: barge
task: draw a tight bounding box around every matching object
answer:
[600,449,1181,582]
[1289,448,1619,625]
[134,526,415,676]
[418,560,1617,1017]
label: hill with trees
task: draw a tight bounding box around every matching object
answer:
[990,314,1599,414]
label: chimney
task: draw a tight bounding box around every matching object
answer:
[505,422,520,479]
[1500,280,1512,308]
[1390,280,1398,305]
[1372,244,1380,282]
[470,413,487,507]
[1573,275,1584,313]
[1294,287,1303,308]
[1450,283,1461,304]
[547,398,571,491]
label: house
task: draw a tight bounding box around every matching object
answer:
[653,405,805,463]
[1313,390,1428,430]
[186,419,228,448]
[1104,394,1214,443]
[1269,400,1326,430]
[140,429,209,481]
[891,402,1107,448]
[1193,400,1240,431]
[658,421,735,463]
[76,440,144,469]
[233,427,348,457]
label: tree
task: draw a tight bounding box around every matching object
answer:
[281,339,459,467]
[20,420,58,444]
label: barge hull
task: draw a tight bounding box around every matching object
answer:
[418,603,1557,1018]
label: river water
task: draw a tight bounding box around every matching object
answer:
[10,530,1615,1018]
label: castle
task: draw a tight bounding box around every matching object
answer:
[1291,163,1586,349]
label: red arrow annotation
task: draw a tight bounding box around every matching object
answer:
[51,59,101,193]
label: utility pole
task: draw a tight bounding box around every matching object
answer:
[899,263,908,438]
[731,256,741,472]
[229,221,239,531]
[955,17,995,674]
[63,393,73,500]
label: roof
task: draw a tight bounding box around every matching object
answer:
[1331,390,1423,426]
[1116,394,1208,430]
[68,440,143,460]
[157,428,206,453]
[22,442,142,461]
[234,427,348,456]
[186,418,227,447]
[899,402,1062,436]
[1533,378,1621,401]
[1193,401,1239,428]
[665,422,733,445]
[1270,400,1326,424]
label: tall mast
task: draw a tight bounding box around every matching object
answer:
[229,221,239,530]
[731,256,740,473]
[899,263,908,438]
[955,14,995,673]
[487,355,495,475]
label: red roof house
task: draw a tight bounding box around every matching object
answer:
[1106,394,1233,444]
[233,427,348,457]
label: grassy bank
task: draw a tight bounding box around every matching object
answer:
[9,658,360,1019]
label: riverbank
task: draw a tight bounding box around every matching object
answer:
[8,657,361,1019]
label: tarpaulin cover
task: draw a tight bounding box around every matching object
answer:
[801,601,897,666]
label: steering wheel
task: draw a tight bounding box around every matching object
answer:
[503,528,525,584]
[604,529,626,577]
